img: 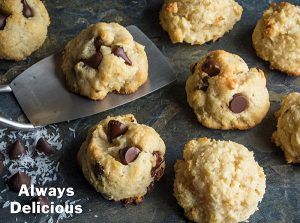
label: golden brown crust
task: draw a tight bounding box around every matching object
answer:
[0,0,50,60]
[62,22,148,100]
[159,0,243,45]
[185,50,270,130]
[272,92,300,163]
[174,137,266,223]
[77,114,166,202]
[252,2,300,76]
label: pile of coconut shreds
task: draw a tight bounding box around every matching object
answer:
[0,126,81,222]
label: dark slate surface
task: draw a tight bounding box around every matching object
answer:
[1,0,300,222]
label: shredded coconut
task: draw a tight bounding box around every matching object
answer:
[68,128,76,138]
[0,126,62,207]
[2,200,10,208]
[0,127,62,186]
[0,126,84,222]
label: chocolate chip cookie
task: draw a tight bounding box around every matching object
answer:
[0,0,50,60]
[174,137,266,223]
[61,22,148,100]
[186,50,270,130]
[159,0,243,45]
[272,92,300,163]
[77,114,166,204]
[253,2,300,76]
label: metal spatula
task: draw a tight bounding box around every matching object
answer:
[0,25,176,131]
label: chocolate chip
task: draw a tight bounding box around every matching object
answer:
[229,93,248,113]
[7,172,31,192]
[202,57,220,77]
[112,46,132,65]
[147,181,155,193]
[94,36,104,51]
[0,152,5,161]
[31,196,50,207]
[119,146,140,165]
[107,120,128,143]
[82,52,103,69]
[8,140,26,160]
[151,151,164,180]
[121,197,143,206]
[94,163,104,178]
[21,0,33,18]
[0,161,4,175]
[35,138,54,156]
[0,13,8,30]
[199,76,209,91]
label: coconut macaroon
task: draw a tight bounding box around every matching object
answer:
[272,92,300,163]
[253,2,300,76]
[185,50,270,130]
[77,114,166,205]
[159,0,243,45]
[62,22,148,100]
[0,0,50,60]
[174,137,266,223]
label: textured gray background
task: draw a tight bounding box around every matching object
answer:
[1,0,300,222]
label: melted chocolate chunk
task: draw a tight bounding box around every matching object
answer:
[107,120,128,143]
[0,13,8,30]
[94,36,104,51]
[151,151,164,180]
[147,181,155,193]
[121,196,143,207]
[119,146,140,165]
[36,137,54,155]
[8,140,26,160]
[199,76,209,91]
[229,93,248,113]
[7,172,31,192]
[21,0,34,18]
[94,163,104,179]
[112,46,132,65]
[82,52,103,69]
[202,57,220,77]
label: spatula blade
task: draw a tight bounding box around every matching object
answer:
[10,25,176,126]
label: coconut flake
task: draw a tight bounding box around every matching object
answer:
[2,200,10,208]
[0,127,85,222]
[68,128,76,138]
[0,126,62,186]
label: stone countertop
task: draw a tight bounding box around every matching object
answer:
[0,0,300,222]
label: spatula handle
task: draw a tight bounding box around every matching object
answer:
[0,116,38,131]
[0,85,12,93]
[0,85,40,131]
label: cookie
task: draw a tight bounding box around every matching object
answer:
[174,137,266,223]
[77,114,166,204]
[0,0,50,61]
[252,2,300,76]
[61,22,148,100]
[272,92,300,163]
[159,0,243,45]
[185,50,270,130]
